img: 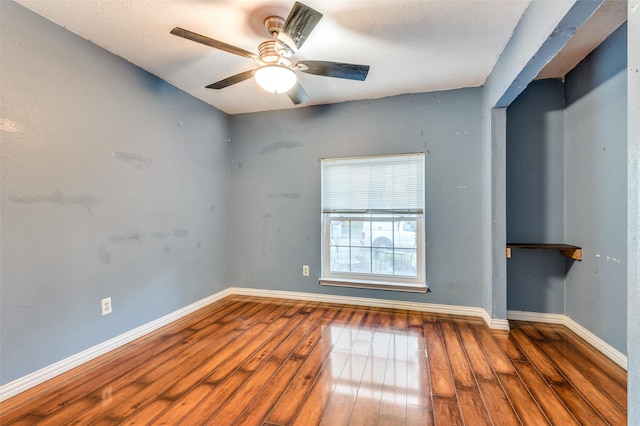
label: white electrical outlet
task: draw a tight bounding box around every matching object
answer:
[303,265,309,276]
[101,297,112,316]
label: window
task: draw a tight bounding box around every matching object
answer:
[320,153,426,292]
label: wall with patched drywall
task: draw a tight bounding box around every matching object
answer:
[564,23,628,355]
[0,2,230,384]
[229,89,484,307]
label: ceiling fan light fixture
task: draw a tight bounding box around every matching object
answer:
[254,64,297,94]
[171,2,368,105]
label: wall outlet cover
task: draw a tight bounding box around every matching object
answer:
[101,297,112,315]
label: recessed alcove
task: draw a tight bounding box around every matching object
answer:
[505,23,628,359]
[506,78,568,314]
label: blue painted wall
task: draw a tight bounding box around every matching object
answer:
[506,79,566,313]
[0,2,230,384]
[229,89,484,307]
[564,23,628,354]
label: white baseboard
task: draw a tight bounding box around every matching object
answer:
[507,310,628,370]
[229,287,507,328]
[0,288,234,403]
[481,311,511,332]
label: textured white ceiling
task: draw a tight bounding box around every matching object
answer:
[14,0,626,115]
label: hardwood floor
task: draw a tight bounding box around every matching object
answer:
[0,296,627,425]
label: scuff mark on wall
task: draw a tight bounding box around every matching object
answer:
[261,213,271,257]
[107,227,189,256]
[10,191,98,214]
[98,245,111,265]
[594,253,622,263]
[113,151,154,170]
[268,193,302,199]
[259,141,303,155]
[109,228,144,244]
[173,228,189,238]
[421,129,431,152]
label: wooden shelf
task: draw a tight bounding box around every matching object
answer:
[506,243,582,261]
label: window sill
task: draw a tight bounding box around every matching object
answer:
[319,277,428,293]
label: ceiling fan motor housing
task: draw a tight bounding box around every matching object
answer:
[258,40,292,67]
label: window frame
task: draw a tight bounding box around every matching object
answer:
[319,153,427,293]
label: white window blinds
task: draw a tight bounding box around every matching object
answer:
[321,153,425,214]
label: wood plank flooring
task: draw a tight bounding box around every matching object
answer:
[0,296,627,425]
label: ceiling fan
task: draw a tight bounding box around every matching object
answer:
[170,2,370,105]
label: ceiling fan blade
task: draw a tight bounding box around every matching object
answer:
[170,27,257,60]
[298,60,370,81]
[287,82,310,105]
[206,70,255,90]
[277,2,322,53]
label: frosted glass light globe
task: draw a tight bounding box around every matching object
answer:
[254,65,297,94]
